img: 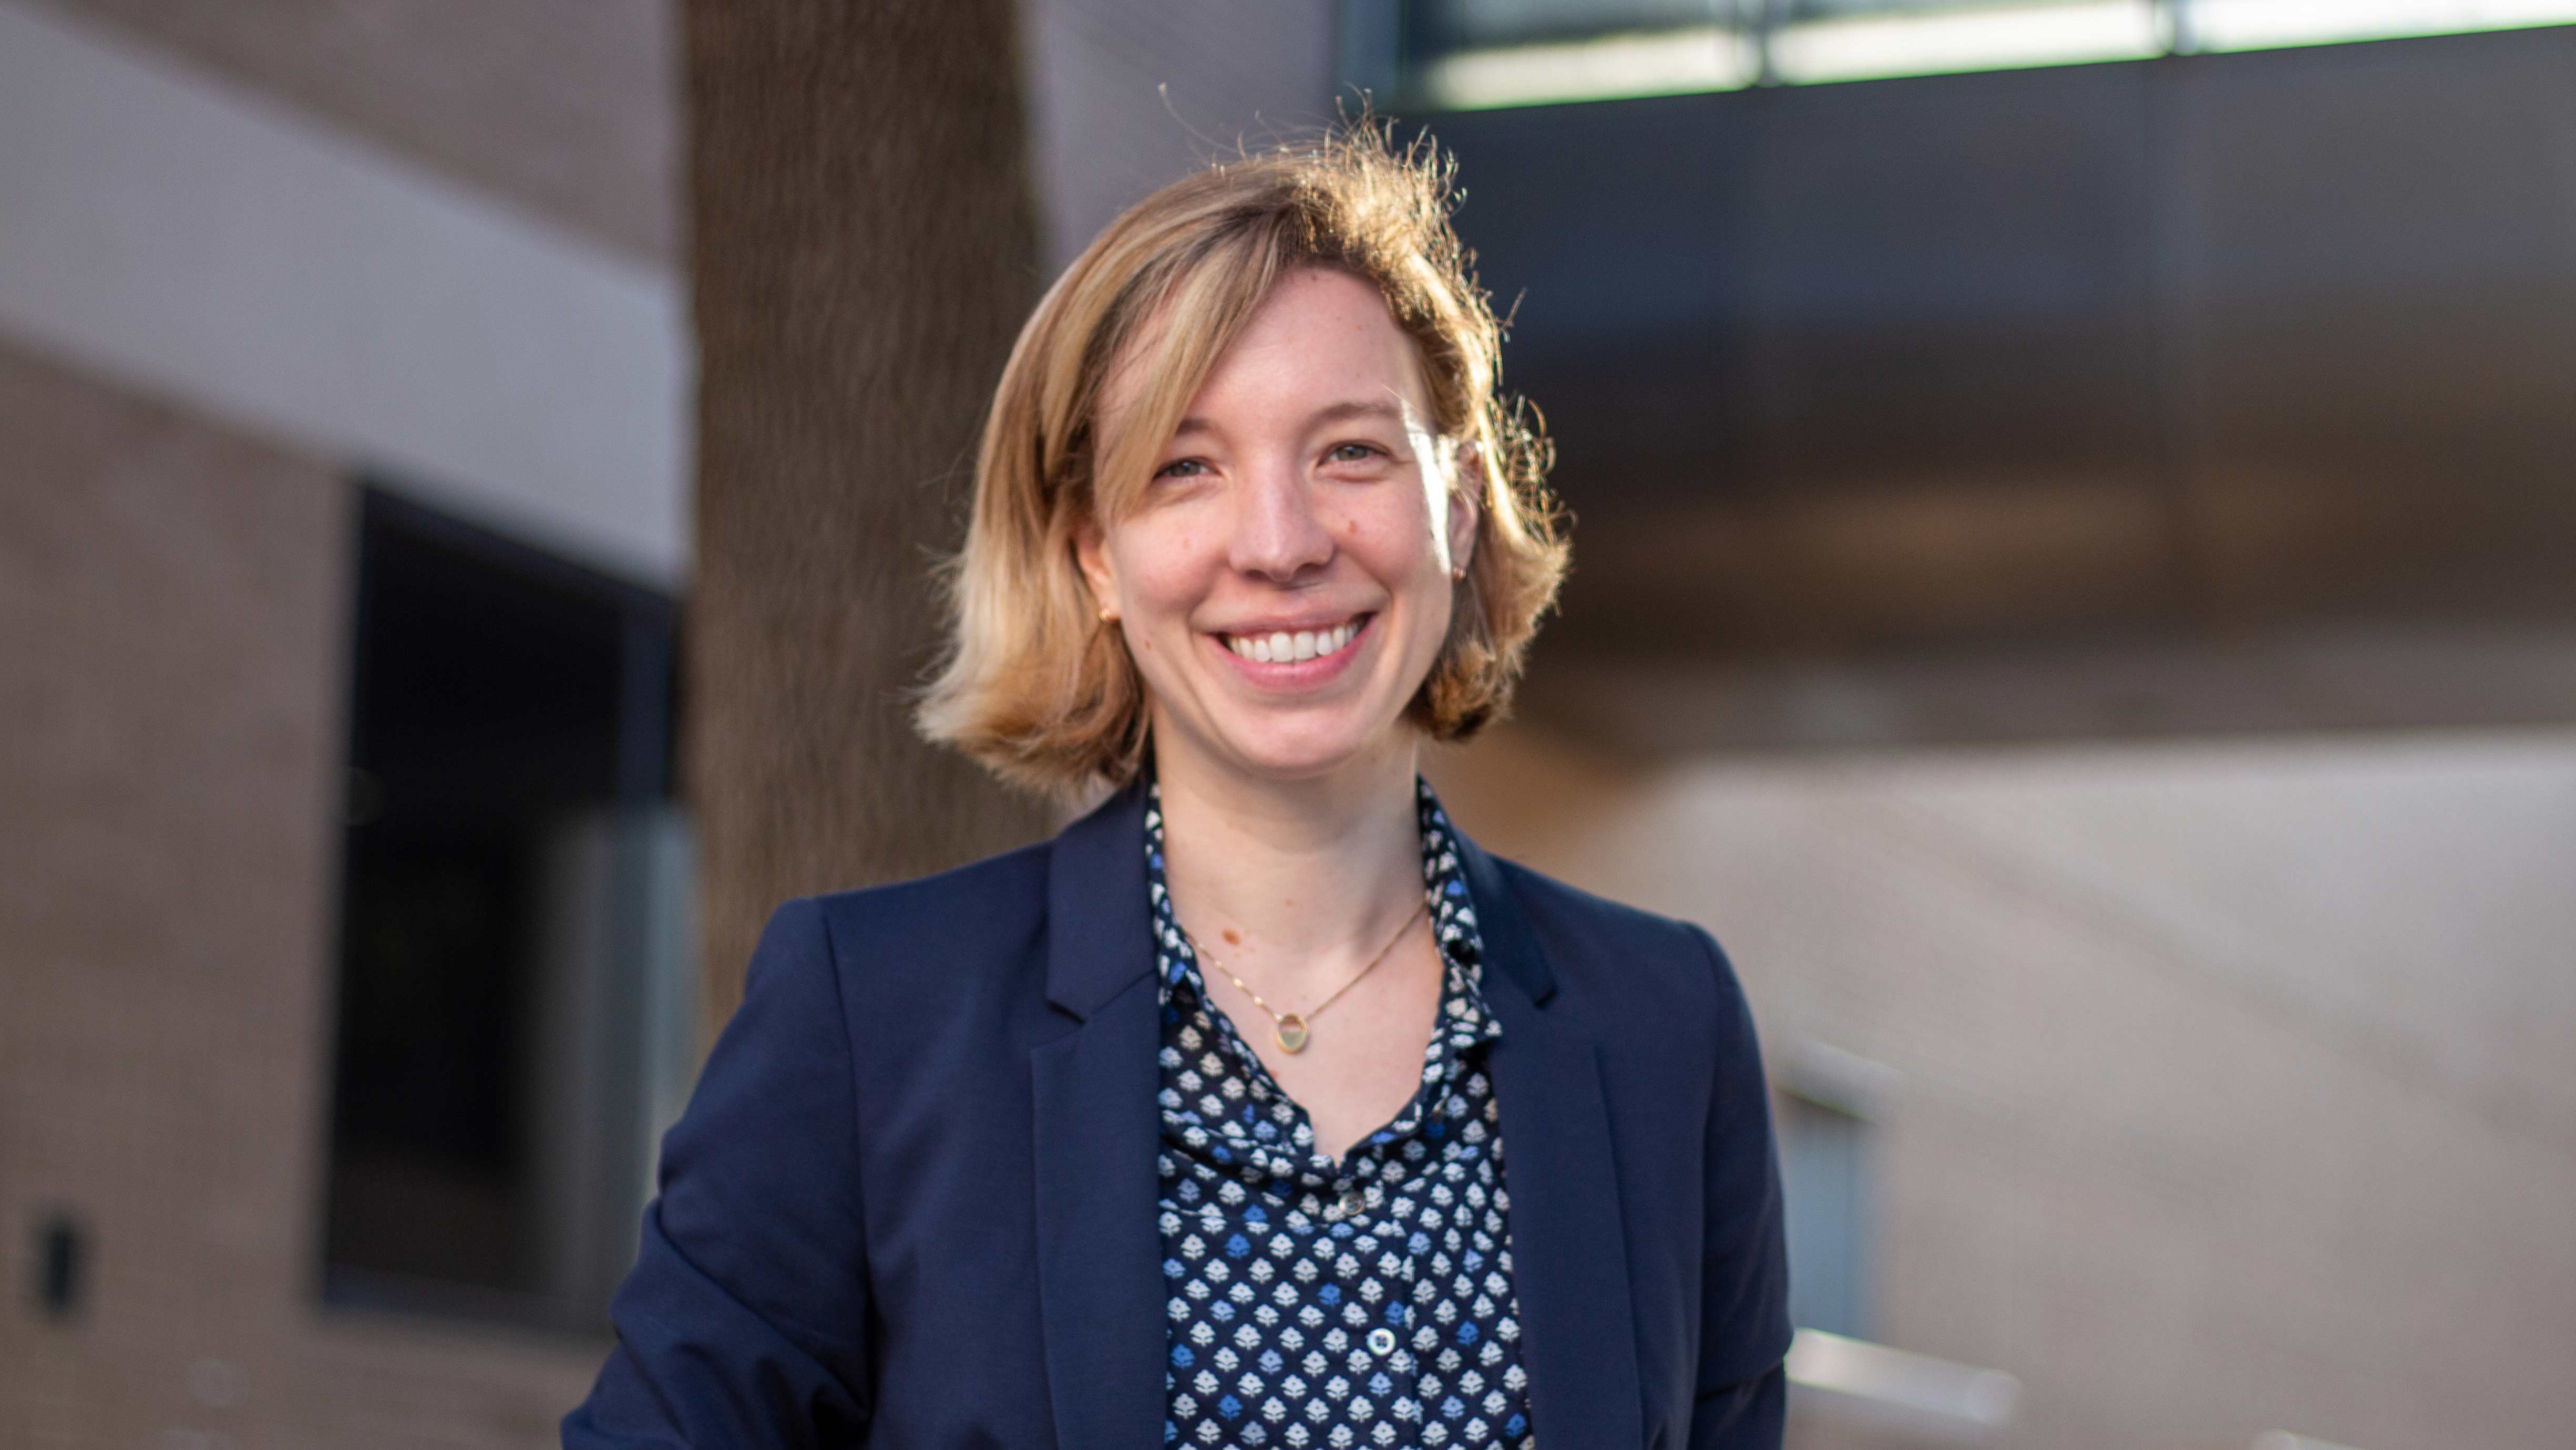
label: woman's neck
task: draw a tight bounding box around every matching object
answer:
[1150,732,1426,1001]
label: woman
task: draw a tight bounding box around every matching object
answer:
[567,129,1788,1449]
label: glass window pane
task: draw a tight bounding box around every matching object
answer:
[1781,1095,1876,1339]
[1404,0,1758,109]
[1770,0,2164,85]
[1414,0,1739,50]
[2184,0,2576,52]
[1373,0,2576,109]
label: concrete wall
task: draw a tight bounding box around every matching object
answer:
[0,336,601,1446]
[1428,722,2576,1450]
[20,0,682,265]
[0,0,691,588]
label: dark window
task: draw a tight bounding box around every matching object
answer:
[35,1211,87,1322]
[324,487,692,1333]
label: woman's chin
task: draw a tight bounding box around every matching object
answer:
[1195,716,1410,785]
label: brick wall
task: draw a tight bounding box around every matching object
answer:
[0,337,598,1449]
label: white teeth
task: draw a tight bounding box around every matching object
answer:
[1224,618,1363,662]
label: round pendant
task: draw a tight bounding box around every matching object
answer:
[1275,1015,1310,1053]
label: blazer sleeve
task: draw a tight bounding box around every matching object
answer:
[1687,924,1793,1450]
[564,898,874,1449]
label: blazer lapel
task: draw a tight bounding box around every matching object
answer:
[1460,833,1648,1449]
[1030,783,1166,1450]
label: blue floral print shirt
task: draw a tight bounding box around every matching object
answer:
[1149,780,1535,1450]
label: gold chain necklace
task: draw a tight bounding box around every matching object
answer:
[1179,896,1429,1054]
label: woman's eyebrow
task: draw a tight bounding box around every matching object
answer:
[1308,398,1408,429]
[1169,398,1408,439]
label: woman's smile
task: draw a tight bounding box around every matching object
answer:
[1210,610,1372,674]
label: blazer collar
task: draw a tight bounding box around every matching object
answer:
[1453,825,1558,1007]
[1031,778,1165,1450]
[1043,777,1156,1020]
[1453,829,1646,1448]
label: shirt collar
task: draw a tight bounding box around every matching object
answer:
[1146,778,1503,1175]
[1148,777,1489,996]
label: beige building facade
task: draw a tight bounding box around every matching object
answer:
[1429,723,2576,1448]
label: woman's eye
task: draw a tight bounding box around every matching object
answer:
[1327,443,1382,464]
[1155,458,1209,479]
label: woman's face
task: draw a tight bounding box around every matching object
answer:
[1077,267,1476,788]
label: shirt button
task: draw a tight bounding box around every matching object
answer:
[1340,1184,1368,1218]
[1366,1326,1398,1357]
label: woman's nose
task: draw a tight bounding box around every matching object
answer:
[1228,460,1333,582]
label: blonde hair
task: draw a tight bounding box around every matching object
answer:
[917,125,1567,796]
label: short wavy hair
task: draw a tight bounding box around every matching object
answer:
[917,125,1566,796]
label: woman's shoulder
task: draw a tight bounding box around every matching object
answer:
[1485,853,1715,952]
[784,836,1057,983]
[1476,850,1750,1024]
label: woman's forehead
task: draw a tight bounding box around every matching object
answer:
[1101,268,1433,447]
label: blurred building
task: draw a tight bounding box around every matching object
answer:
[4,3,2572,1449]
[1,2,694,1443]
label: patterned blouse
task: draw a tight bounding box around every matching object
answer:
[1149,781,1535,1450]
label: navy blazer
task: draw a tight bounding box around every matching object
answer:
[566,782,1790,1449]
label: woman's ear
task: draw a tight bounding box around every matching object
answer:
[1072,513,1121,622]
